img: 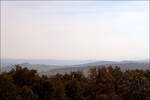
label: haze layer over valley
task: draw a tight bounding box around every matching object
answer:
[1,59,149,76]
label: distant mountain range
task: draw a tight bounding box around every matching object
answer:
[1,59,149,76]
[1,59,97,65]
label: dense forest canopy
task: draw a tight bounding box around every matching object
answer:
[0,65,150,100]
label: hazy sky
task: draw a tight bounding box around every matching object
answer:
[1,1,149,60]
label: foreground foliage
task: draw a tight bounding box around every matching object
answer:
[0,65,150,100]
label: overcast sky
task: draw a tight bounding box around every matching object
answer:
[1,1,149,60]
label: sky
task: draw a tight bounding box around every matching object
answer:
[1,1,149,61]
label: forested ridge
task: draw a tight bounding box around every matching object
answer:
[0,65,150,100]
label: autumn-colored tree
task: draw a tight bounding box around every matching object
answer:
[0,73,20,100]
[0,65,150,100]
[32,79,54,100]
[65,79,85,100]
[60,71,87,100]
[108,66,123,92]
[86,66,120,100]
[8,65,38,86]
[49,77,67,100]
[117,70,150,100]
[19,86,37,100]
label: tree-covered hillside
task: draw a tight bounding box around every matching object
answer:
[0,65,150,100]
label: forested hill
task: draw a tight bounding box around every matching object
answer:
[0,65,150,100]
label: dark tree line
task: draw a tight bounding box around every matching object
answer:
[0,65,150,100]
